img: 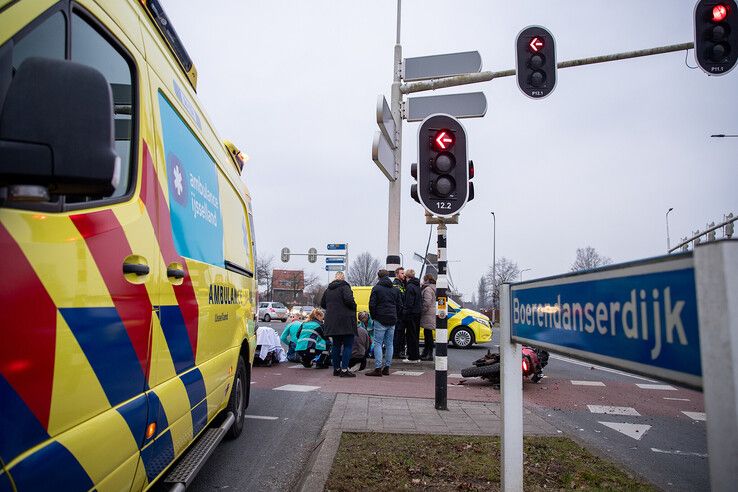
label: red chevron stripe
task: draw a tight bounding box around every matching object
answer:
[140,141,199,358]
[0,223,57,428]
[70,211,151,378]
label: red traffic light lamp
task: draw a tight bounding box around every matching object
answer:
[433,129,455,151]
[713,4,729,21]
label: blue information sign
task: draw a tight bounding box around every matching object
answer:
[326,257,345,264]
[510,255,700,388]
[327,243,347,250]
[325,265,345,271]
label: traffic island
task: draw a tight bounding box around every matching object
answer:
[325,433,655,491]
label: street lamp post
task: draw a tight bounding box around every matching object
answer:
[491,211,496,325]
[666,207,674,253]
[520,268,531,281]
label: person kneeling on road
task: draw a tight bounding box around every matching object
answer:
[280,316,303,363]
[294,308,331,368]
[349,316,372,371]
[366,269,402,377]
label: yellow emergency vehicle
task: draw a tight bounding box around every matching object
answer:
[352,286,492,348]
[0,1,256,490]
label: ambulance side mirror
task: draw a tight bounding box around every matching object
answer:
[0,57,119,199]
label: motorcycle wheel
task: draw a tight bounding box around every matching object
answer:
[461,363,500,380]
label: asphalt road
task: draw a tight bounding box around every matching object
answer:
[186,387,334,492]
[255,321,708,491]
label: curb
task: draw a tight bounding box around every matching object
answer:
[295,427,342,492]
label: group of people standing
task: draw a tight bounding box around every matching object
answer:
[280,268,437,378]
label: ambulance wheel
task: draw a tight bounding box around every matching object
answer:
[264,314,271,322]
[225,356,249,439]
[451,327,475,349]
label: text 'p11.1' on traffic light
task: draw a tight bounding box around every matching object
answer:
[695,0,738,75]
[516,26,556,99]
[412,114,472,218]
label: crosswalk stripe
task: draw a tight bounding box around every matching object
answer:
[571,380,605,386]
[636,383,676,391]
[274,384,320,392]
[587,405,640,416]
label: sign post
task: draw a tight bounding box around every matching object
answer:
[500,241,738,491]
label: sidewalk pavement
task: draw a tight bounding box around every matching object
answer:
[297,393,557,492]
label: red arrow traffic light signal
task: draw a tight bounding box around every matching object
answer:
[529,37,544,52]
[433,130,455,151]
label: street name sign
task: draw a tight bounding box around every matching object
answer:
[327,243,346,250]
[406,92,487,122]
[325,265,345,271]
[371,130,397,182]
[403,50,482,82]
[376,95,397,148]
[325,257,345,264]
[510,254,699,387]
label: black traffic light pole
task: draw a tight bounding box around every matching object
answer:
[399,42,694,95]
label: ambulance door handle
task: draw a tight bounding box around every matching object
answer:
[167,268,185,279]
[123,263,150,276]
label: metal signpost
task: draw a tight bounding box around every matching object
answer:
[406,92,487,122]
[500,241,738,491]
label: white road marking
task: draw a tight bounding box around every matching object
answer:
[598,421,651,441]
[663,397,690,401]
[636,383,676,391]
[551,355,658,382]
[682,411,706,421]
[289,365,306,369]
[571,380,605,386]
[587,405,641,416]
[245,415,279,420]
[393,371,424,376]
[651,448,708,458]
[273,384,320,392]
[448,373,463,378]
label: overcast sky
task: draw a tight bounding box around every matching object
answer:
[161,0,737,298]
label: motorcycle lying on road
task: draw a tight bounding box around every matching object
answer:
[460,346,549,384]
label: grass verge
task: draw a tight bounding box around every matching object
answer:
[325,433,655,491]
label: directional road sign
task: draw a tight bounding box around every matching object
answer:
[406,92,487,122]
[325,265,345,272]
[510,254,700,387]
[376,95,397,149]
[326,257,345,264]
[327,243,347,250]
[403,50,482,82]
[372,131,396,182]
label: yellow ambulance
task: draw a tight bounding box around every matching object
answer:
[0,1,256,490]
[352,286,492,348]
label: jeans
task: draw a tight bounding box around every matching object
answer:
[331,334,355,370]
[372,321,395,369]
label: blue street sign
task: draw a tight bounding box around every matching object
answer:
[326,257,345,264]
[327,243,346,250]
[510,254,700,387]
[325,265,345,271]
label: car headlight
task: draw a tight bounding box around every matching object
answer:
[474,318,490,328]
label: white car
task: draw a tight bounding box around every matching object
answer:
[258,302,289,322]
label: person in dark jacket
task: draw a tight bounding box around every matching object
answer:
[320,271,358,377]
[402,269,423,363]
[366,269,402,377]
[392,267,407,358]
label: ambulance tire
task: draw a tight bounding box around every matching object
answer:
[225,356,249,439]
[450,327,475,349]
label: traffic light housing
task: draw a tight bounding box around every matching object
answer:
[695,0,738,75]
[516,26,556,99]
[414,114,470,217]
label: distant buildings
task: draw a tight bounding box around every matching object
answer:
[271,269,305,304]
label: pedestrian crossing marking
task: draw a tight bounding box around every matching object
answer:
[636,383,676,391]
[393,371,424,376]
[587,405,640,416]
[571,380,605,386]
[663,397,690,401]
[274,384,320,392]
[598,421,651,440]
[682,411,706,421]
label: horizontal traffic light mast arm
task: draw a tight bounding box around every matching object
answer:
[400,41,694,95]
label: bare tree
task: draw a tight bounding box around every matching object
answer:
[305,283,327,306]
[347,251,381,286]
[476,276,489,309]
[485,257,521,309]
[256,255,274,301]
[571,246,612,272]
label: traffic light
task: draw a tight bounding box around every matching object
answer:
[695,0,738,75]
[414,114,471,217]
[516,26,556,99]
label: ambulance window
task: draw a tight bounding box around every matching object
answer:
[70,11,135,200]
[11,11,66,74]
